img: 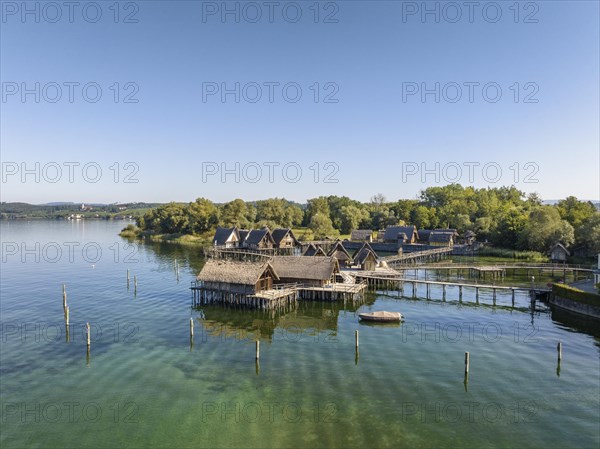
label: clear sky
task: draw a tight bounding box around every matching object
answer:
[1,0,599,204]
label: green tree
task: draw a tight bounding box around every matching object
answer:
[220,199,255,228]
[309,213,339,239]
[575,213,600,254]
[187,198,219,234]
[518,206,574,252]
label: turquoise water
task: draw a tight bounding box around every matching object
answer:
[1,220,599,448]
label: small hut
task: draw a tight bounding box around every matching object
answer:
[353,242,378,271]
[303,243,326,256]
[463,230,476,245]
[549,243,570,263]
[384,225,418,244]
[213,226,240,248]
[351,229,373,242]
[271,228,300,248]
[327,241,352,267]
[243,228,275,249]
[428,231,454,247]
[271,256,340,286]
[196,259,279,294]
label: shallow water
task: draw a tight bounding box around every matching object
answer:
[1,220,599,448]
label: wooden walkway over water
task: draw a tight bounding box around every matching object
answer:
[382,247,453,265]
[395,263,595,283]
[351,272,549,306]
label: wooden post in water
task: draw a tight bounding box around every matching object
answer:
[127,269,130,287]
[65,306,69,326]
[189,317,194,338]
[255,340,260,360]
[62,284,67,309]
[465,352,470,374]
[134,275,137,294]
[355,330,359,348]
[557,341,562,361]
[86,322,91,347]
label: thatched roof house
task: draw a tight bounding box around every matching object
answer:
[243,228,275,249]
[353,243,378,271]
[238,229,250,243]
[303,243,326,256]
[271,256,340,286]
[328,241,351,267]
[351,229,373,242]
[271,228,300,248]
[549,243,570,262]
[213,226,240,248]
[197,259,279,293]
[384,225,418,244]
[428,231,454,246]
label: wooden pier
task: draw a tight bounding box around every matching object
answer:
[382,247,453,266]
[387,264,595,286]
[352,273,550,306]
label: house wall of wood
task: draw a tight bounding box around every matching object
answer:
[255,271,274,291]
[276,277,329,287]
[277,235,297,248]
[201,281,256,295]
[550,249,568,262]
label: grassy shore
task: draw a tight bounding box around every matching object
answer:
[119,225,211,245]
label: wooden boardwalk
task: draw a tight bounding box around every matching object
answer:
[382,247,453,265]
[351,272,549,306]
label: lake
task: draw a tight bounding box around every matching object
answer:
[1,220,599,448]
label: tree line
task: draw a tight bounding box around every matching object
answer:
[136,185,600,254]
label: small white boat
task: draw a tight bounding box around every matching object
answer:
[358,311,403,322]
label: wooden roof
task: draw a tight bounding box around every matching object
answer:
[353,242,378,265]
[303,243,326,256]
[428,232,453,243]
[244,228,275,246]
[328,241,351,261]
[271,256,339,281]
[550,243,570,256]
[213,226,239,245]
[197,260,279,285]
[271,228,299,245]
[351,229,373,239]
[384,225,418,241]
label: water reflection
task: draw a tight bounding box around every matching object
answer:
[193,295,376,343]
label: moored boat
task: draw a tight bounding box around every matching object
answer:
[358,311,403,322]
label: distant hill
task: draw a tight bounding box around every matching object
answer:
[0,202,161,220]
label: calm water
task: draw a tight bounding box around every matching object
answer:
[1,220,599,449]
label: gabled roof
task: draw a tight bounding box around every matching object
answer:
[418,229,433,240]
[271,256,339,281]
[238,229,250,243]
[428,232,453,243]
[353,243,378,265]
[434,229,459,237]
[244,228,275,246]
[384,225,418,241]
[550,243,570,256]
[213,226,239,245]
[197,260,279,285]
[271,228,299,246]
[328,241,351,261]
[351,229,373,240]
[303,243,326,256]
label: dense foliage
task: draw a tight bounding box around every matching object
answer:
[135,185,599,254]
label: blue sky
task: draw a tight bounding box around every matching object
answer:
[1,0,599,204]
